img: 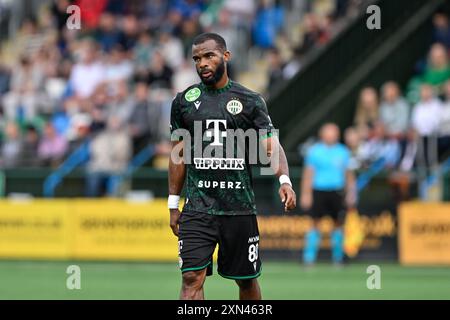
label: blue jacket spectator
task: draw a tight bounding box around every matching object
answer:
[252,1,284,49]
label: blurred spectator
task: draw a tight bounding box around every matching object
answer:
[104,44,133,84]
[14,18,50,59]
[209,8,240,57]
[422,43,450,93]
[432,12,450,49]
[358,122,400,169]
[282,47,304,80]
[296,13,329,53]
[354,86,379,140]
[0,122,23,168]
[170,0,204,20]
[412,84,442,138]
[106,81,134,121]
[223,0,256,22]
[38,122,68,167]
[411,84,443,170]
[51,0,73,31]
[379,81,410,139]
[388,128,418,201]
[344,126,362,171]
[142,0,169,30]
[180,19,201,58]
[139,51,173,89]
[94,12,121,53]
[397,128,418,173]
[128,82,162,154]
[76,0,108,30]
[438,80,450,160]
[252,0,284,49]
[0,64,11,95]
[85,116,131,197]
[2,56,44,121]
[68,40,105,99]
[20,125,41,167]
[133,31,157,74]
[159,30,184,70]
[266,48,285,94]
[117,14,140,52]
[334,0,350,19]
[173,60,198,94]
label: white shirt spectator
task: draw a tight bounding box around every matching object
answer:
[224,0,255,17]
[173,62,198,93]
[379,98,410,135]
[411,98,443,136]
[105,59,133,83]
[69,61,106,98]
[160,35,184,70]
[439,102,450,136]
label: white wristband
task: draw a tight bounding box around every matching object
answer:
[279,175,292,187]
[168,195,180,209]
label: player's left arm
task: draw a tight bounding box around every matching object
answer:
[345,169,357,209]
[262,136,296,212]
[253,94,296,212]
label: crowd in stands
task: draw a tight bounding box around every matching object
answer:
[0,0,360,178]
[300,10,450,200]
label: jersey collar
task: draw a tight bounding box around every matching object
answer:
[200,79,232,94]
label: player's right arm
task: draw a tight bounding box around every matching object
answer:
[168,93,186,237]
[168,140,186,237]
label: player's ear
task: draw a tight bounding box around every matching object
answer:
[223,50,231,62]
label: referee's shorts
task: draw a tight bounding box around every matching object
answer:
[309,189,346,222]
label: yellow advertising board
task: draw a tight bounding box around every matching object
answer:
[0,199,398,261]
[0,199,179,261]
[0,200,71,259]
[399,202,450,265]
[71,199,178,260]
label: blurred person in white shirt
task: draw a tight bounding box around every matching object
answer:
[358,121,400,169]
[379,81,410,139]
[411,84,443,170]
[68,40,106,99]
[104,44,133,84]
[438,79,450,159]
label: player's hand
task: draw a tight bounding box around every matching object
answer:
[279,184,296,212]
[300,193,312,211]
[169,209,182,237]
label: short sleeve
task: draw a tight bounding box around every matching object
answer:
[342,146,352,170]
[252,95,275,139]
[305,147,316,168]
[170,93,183,141]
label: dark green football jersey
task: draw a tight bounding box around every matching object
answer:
[170,79,274,215]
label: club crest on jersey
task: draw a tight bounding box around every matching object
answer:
[226,99,243,115]
[185,87,201,102]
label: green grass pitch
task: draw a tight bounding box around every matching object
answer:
[0,260,449,299]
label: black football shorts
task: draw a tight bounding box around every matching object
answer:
[310,189,346,222]
[177,211,262,280]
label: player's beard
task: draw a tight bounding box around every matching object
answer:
[198,58,226,86]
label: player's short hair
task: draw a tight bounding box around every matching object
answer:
[192,33,227,52]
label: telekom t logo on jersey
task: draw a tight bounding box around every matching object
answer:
[171,119,279,175]
[205,120,227,146]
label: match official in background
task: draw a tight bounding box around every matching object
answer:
[300,123,356,265]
